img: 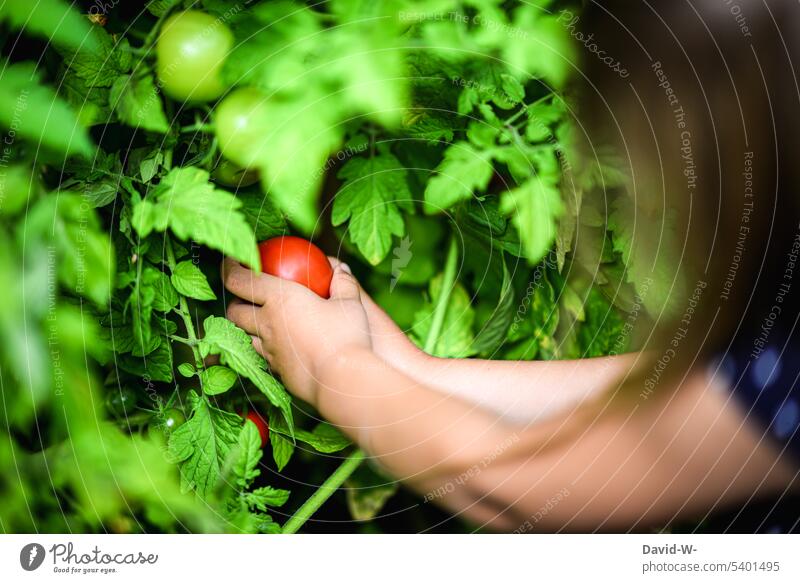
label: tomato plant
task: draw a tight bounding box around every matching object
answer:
[0,0,652,535]
[156,10,233,102]
[259,236,333,299]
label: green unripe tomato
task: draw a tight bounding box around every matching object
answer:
[162,408,186,431]
[156,11,233,102]
[214,88,271,169]
[0,165,35,215]
[211,157,260,188]
[105,387,138,419]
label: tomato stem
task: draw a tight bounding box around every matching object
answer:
[165,237,205,373]
[424,235,459,354]
[282,448,366,534]
[180,122,215,134]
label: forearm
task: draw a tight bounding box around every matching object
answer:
[313,347,519,482]
[315,352,796,531]
[389,350,641,425]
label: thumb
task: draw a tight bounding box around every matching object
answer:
[328,263,360,300]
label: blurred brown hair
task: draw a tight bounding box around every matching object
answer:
[573,0,800,398]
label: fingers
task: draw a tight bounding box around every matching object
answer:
[226,298,262,336]
[328,263,361,300]
[222,256,314,304]
[222,257,268,305]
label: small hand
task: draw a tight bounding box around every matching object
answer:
[222,257,371,405]
[326,257,429,376]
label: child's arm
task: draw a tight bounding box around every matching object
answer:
[223,258,796,530]
[354,275,640,424]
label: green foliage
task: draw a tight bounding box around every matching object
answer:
[0,62,93,157]
[0,0,656,534]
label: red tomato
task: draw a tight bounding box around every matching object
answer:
[258,236,333,299]
[244,411,269,447]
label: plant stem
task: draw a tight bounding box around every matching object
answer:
[165,237,205,372]
[424,235,459,354]
[282,449,366,534]
[180,123,215,134]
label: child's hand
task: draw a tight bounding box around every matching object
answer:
[326,257,428,375]
[222,257,372,405]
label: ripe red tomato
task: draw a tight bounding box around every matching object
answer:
[258,236,333,299]
[244,410,269,447]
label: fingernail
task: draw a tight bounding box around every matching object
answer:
[340,263,352,275]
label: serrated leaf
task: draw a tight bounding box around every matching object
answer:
[119,335,173,382]
[58,67,111,127]
[271,422,350,454]
[245,486,290,511]
[267,408,294,471]
[167,392,243,499]
[501,177,563,264]
[237,190,287,241]
[333,151,410,265]
[110,74,169,133]
[231,420,262,488]
[140,152,164,183]
[171,261,216,301]
[131,167,259,267]
[141,266,179,312]
[199,317,293,432]
[424,142,494,213]
[200,366,237,396]
[55,25,130,87]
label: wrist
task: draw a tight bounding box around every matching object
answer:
[312,345,385,410]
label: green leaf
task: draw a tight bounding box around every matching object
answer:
[139,152,164,183]
[200,366,237,396]
[333,150,410,265]
[110,74,170,134]
[237,190,287,241]
[177,363,195,378]
[24,194,113,305]
[471,260,515,356]
[578,287,627,357]
[118,335,173,382]
[502,8,575,88]
[0,62,93,158]
[199,317,293,432]
[131,167,259,267]
[59,68,111,127]
[411,274,476,358]
[231,420,262,488]
[501,177,563,264]
[171,261,217,301]
[142,267,179,312]
[1,0,99,52]
[345,463,398,521]
[424,142,494,213]
[245,486,290,511]
[167,392,243,499]
[55,25,130,87]
[271,422,350,454]
[267,409,294,471]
